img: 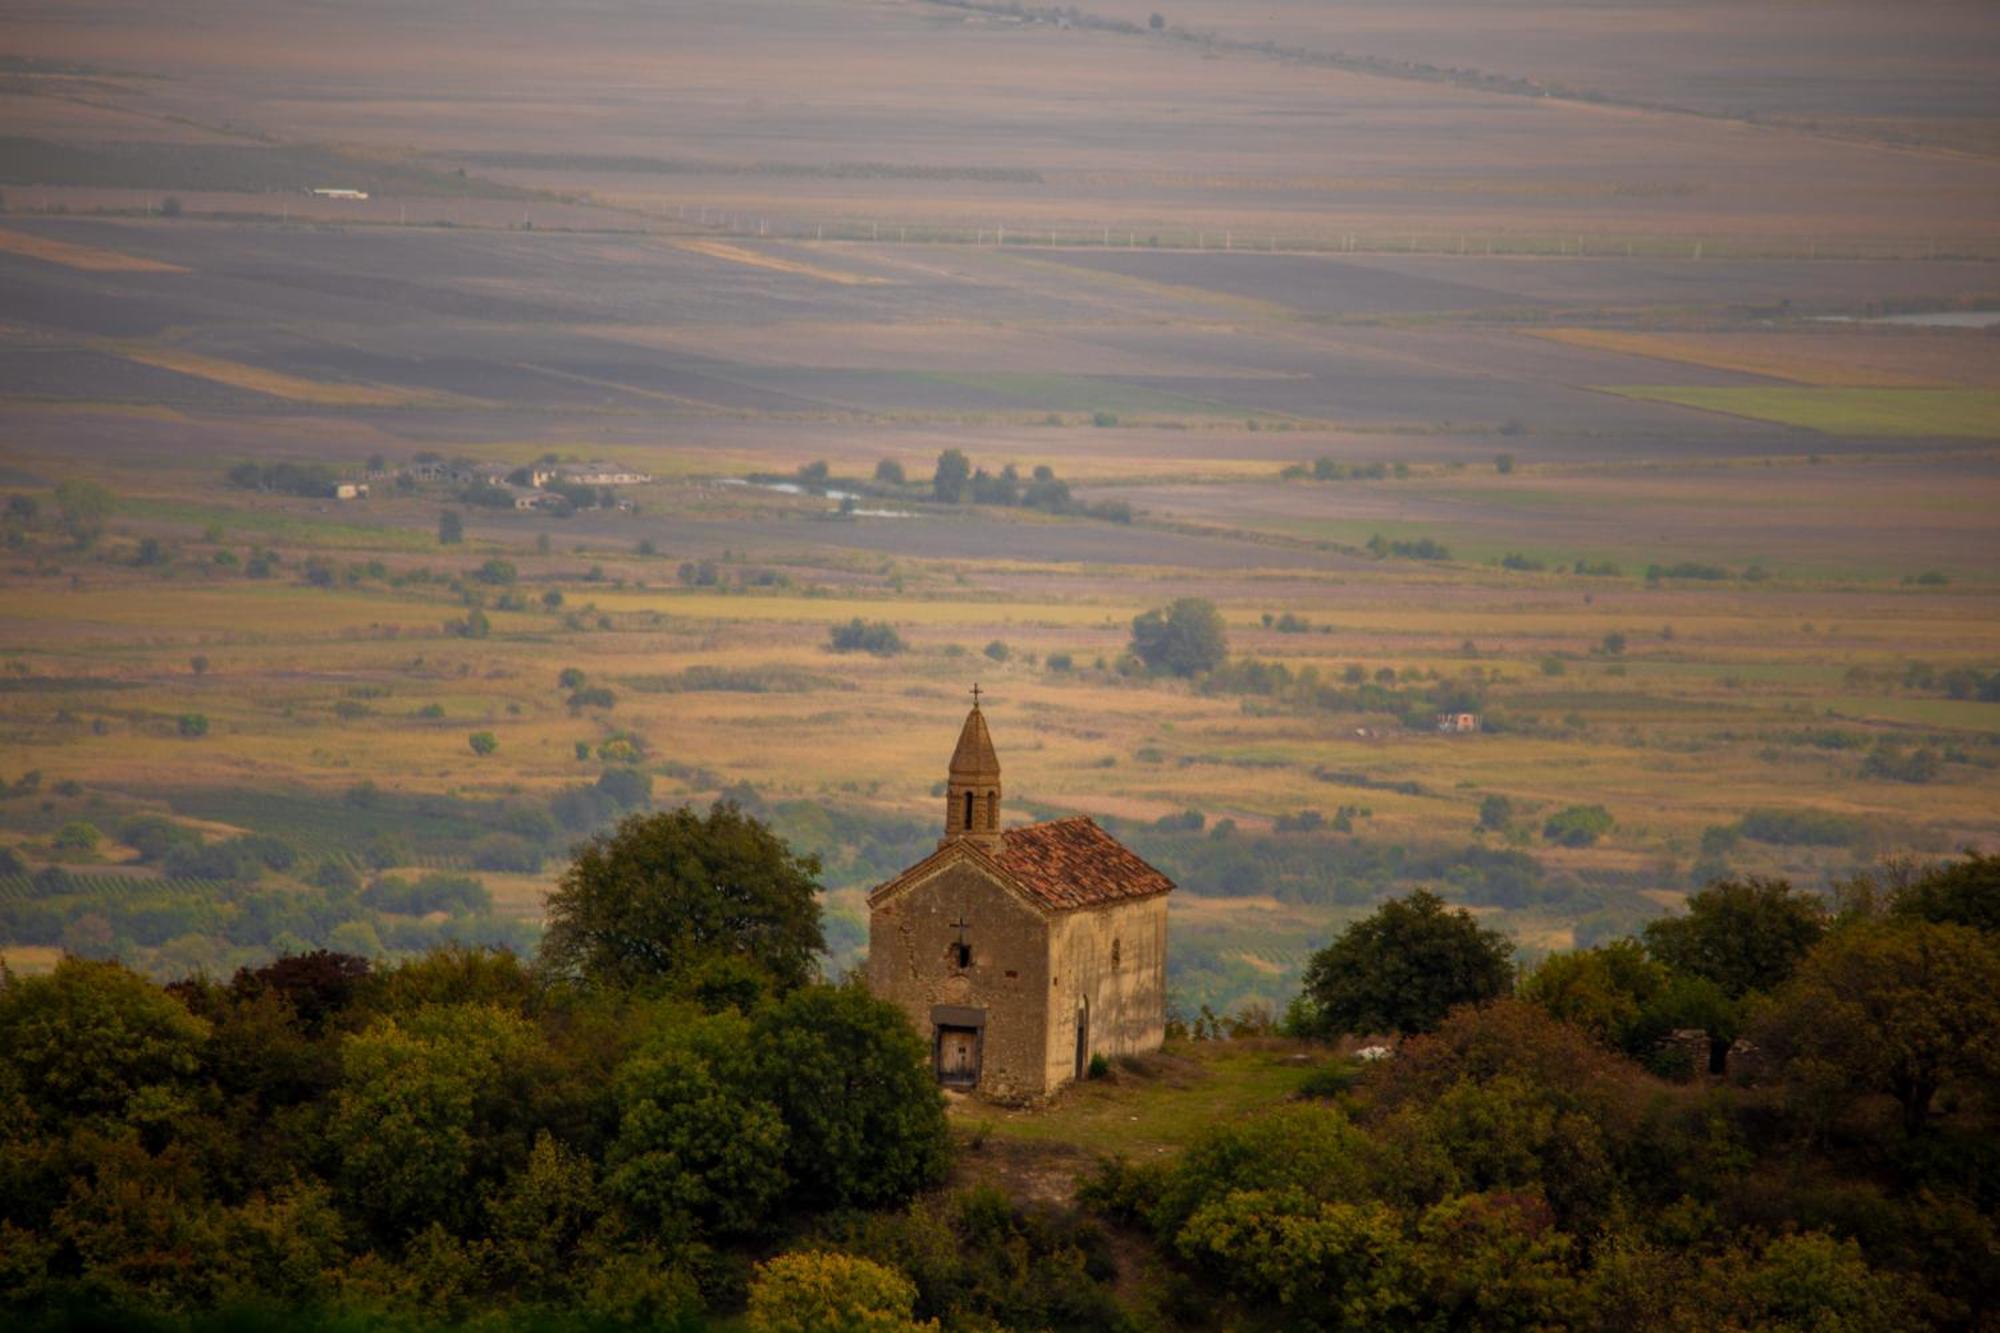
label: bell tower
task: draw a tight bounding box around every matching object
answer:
[943,685,1002,850]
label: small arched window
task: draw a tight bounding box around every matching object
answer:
[963,789,974,829]
[987,789,999,828]
[1111,938,1121,969]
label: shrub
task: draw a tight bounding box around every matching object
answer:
[53,820,101,853]
[1542,804,1614,847]
[469,833,541,872]
[747,1252,931,1333]
[177,713,210,737]
[1861,743,1940,783]
[468,731,499,756]
[1738,808,1865,847]
[828,619,904,656]
[118,815,199,862]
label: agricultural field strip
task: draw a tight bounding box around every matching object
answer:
[101,343,455,408]
[1526,328,1963,388]
[1604,386,2000,439]
[0,227,189,273]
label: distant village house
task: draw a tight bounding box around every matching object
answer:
[1436,711,1481,733]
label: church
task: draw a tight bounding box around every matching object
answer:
[867,694,1176,1102]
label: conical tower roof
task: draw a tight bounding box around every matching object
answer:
[949,704,1001,780]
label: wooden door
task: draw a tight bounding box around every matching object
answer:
[937,1027,979,1086]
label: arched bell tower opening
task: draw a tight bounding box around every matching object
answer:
[942,684,1002,850]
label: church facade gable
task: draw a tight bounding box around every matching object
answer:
[868,850,1053,1103]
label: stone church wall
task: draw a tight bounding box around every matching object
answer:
[867,860,1051,1103]
[1041,894,1169,1092]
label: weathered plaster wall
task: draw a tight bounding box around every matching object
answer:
[867,858,1051,1103]
[1041,894,1169,1093]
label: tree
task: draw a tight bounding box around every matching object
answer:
[1890,851,2000,933]
[1129,597,1228,678]
[1541,804,1613,847]
[540,802,825,992]
[747,1252,934,1333]
[1148,11,1165,29]
[1494,453,1515,474]
[0,957,208,1128]
[1642,876,1827,999]
[54,478,115,546]
[931,449,970,503]
[189,654,210,676]
[330,1003,549,1238]
[1755,921,2000,1132]
[1477,795,1513,831]
[1299,890,1515,1035]
[438,509,464,545]
[874,458,906,486]
[607,1009,790,1236]
[753,984,951,1209]
[160,194,183,217]
[1518,940,1666,1049]
[467,731,499,756]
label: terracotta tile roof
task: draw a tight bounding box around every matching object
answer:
[994,816,1175,911]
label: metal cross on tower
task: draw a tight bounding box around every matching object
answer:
[970,682,982,707]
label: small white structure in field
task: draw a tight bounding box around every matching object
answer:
[553,462,653,487]
[1435,712,1481,734]
[1355,1044,1393,1062]
[310,188,370,201]
[332,483,369,501]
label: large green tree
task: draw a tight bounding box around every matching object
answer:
[1890,851,2000,934]
[541,802,825,992]
[1642,876,1827,999]
[1129,597,1228,678]
[607,1008,790,1237]
[1754,920,2000,1131]
[1299,890,1515,1035]
[1517,939,1665,1049]
[753,983,951,1209]
[329,1003,550,1238]
[0,957,208,1130]
[931,449,970,503]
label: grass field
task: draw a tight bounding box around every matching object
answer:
[0,227,188,273]
[1606,387,2000,438]
[110,345,439,408]
[953,1040,1340,1157]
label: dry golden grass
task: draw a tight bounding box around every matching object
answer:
[1527,327,1963,388]
[0,946,64,976]
[672,239,888,286]
[0,228,189,273]
[108,345,431,407]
